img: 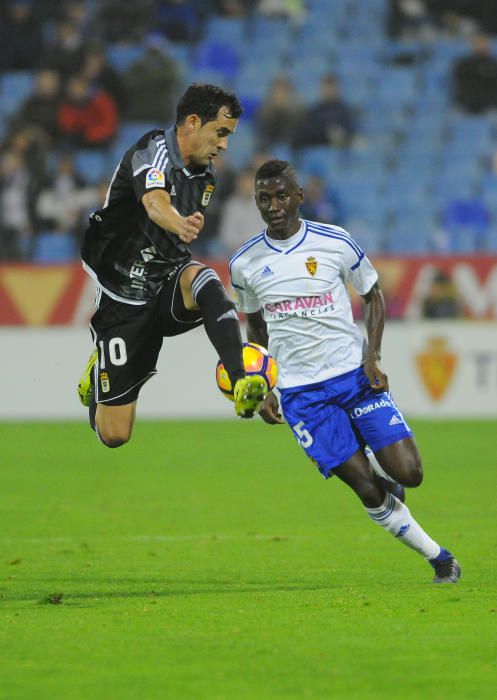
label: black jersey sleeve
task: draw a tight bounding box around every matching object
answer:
[129,132,172,202]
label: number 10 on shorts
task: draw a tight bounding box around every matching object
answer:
[292,421,313,448]
[98,337,128,368]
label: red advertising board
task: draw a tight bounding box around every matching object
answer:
[1,257,497,325]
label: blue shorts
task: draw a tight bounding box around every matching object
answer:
[280,367,413,479]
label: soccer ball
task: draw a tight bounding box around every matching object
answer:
[216,342,278,401]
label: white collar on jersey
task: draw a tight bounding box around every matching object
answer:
[264,219,306,253]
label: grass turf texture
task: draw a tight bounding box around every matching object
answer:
[1,420,496,699]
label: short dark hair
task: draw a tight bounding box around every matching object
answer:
[176,83,243,125]
[255,159,299,187]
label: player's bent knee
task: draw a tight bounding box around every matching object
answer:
[401,455,423,488]
[97,428,131,448]
[95,419,133,448]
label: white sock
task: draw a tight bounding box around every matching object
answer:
[365,447,395,483]
[366,493,441,560]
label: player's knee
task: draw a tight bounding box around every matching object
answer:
[96,423,132,448]
[400,455,423,488]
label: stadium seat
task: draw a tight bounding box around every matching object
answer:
[298,147,345,179]
[33,231,77,263]
[0,71,36,117]
[193,41,239,81]
[106,44,145,72]
[204,17,246,46]
[440,199,489,250]
[74,150,110,185]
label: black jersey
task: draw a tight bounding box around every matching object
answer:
[81,126,216,303]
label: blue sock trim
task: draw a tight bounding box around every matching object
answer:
[429,547,452,565]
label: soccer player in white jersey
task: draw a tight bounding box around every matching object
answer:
[230,160,461,583]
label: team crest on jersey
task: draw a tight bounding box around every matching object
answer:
[305,256,318,276]
[201,184,215,206]
[145,168,165,189]
[100,371,110,393]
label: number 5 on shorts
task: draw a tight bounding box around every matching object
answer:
[292,421,313,448]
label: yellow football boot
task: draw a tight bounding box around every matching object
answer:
[77,349,97,407]
[233,375,267,418]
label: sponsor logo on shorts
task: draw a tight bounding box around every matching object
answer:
[353,398,393,417]
[145,168,165,189]
[389,414,403,426]
[100,371,110,393]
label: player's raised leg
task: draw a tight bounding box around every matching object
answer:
[180,264,266,418]
[335,451,461,583]
[77,346,137,447]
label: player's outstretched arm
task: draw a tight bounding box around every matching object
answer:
[142,190,203,243]
[361,282,389,392]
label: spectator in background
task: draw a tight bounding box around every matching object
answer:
[40,18,87,81]
[154,0,205,43]
[215,0,252,17]
[452,34,497,114]
[218,168,263,255]
[97,0,155,43]
[0,149,35,258]
[57,75,119,149]
[14,69,62,146]
[386,0,436,39]
[0,0,43,71]
[257,0,306,24]
[82,46,125,111]
[36,154,98,242]
[421,269,462,319]
[255,76,304,152]
[300,174,344,226]
[123,33,180,123]
[294,75,356,149]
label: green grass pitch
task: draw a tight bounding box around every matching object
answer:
[1,419,496,699]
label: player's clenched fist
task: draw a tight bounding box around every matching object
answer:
[178,212,204,243]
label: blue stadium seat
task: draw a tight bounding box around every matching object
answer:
[74,150,110,185]
[440,198,489,250]
[106,44,145,72]
[384,218,434,254]
[0,71,35,117]
[193,41,239,81]
[204,17,246,45]
[33,231,77,263]
[298,147,345,179]
[224,122,255,168]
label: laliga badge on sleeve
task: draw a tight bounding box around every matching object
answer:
[145,168,166,189]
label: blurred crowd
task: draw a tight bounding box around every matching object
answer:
[1,0,497,266]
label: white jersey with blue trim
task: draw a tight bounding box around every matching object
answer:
[229,219,378,390]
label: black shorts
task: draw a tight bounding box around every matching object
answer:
[90,261,204,405]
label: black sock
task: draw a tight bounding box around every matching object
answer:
[191,268,245,385]
[89,386,96,432]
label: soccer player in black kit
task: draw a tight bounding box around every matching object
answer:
[77,84,266,447]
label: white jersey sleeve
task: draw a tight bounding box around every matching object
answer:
[230,257,262,313]
[339,237,378,296]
